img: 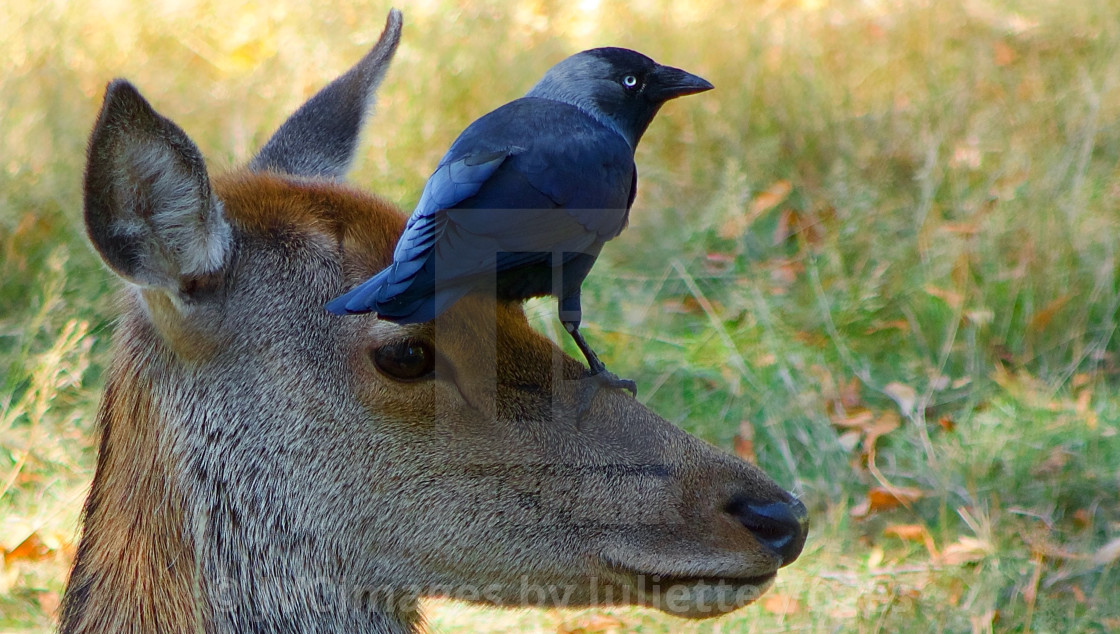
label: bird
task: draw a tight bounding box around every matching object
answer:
[327,47,713,394]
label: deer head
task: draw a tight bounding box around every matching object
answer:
[61,9,807,633]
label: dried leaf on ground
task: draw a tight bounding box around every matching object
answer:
[884,524,938,558]
[924,285,964,309]
[883,382,917,417]
[969,609,998,634]
[762,592,802,616]
[718,179,791,239]
[557,613,625,634]
[3,532,53,564]
[37,590,61,618]
[660,295,703,315]
[1030,447,1071,477]
[865,319,910,334]
[864,412,901,449]
[851,486,925,518]
[830,408,875,429]
[939,537,992,565]
[1091,536,1120,567]
[750,180,793,217]
[1027,294,1070,332]
[733,420,757,463]
[992,40,1017,66]
[883,524,929,543]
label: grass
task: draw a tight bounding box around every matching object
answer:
[2,0,1119,631]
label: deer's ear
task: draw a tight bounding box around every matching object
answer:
[249,8,402,179]
[83,80,231,291]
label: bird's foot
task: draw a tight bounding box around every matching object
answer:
[584,367,638,396]
[569,370,638,428]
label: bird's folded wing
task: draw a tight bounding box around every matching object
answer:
[386,149,511,270]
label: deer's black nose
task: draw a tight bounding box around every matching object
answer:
[725,495,809,566]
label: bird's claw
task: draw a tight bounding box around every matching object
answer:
[586,368,638,396]
[570,370,637,429]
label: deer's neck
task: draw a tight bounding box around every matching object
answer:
[59,319,420,633]
[59,337,205,633]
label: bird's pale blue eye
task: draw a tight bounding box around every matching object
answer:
[622,75,639,88]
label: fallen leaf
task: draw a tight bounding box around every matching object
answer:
[1028,295,1071,332]
[992,40,1017,66]
[938,416,956,432]
[3,532,52,564]
[924,285,964,309]
[773,208,796,245]
[1075,387,1092,414]
[761,592,801,616]
[884,524,939,558]
[837,430,862,452]
[660,295,702,315]
[733,420,757,463]
[754,352,777,367]
[557,613,624,633]
[830,408,875,429]
[849,498,872,519]
[702,252,736,274]
[969,609,998,634]
[838,376,862,409]
[717,180,791,240]
[1091,536,1120,567]
[1072,508,1091,529]
[36,591,61,618]
[768,258,803,291]
[750,180,793,217]
[965,309,994,327]
[883,382,917,417]
[858,486,924,515]
[950,142,982,170]
[829,606,858,619]
[939,537,991,565]
[864,412,901,450]
[867,546,884,569]
[940,221,981,235]
[1030,447,1071,477]
[1075,388,1098,429]
[865,319,910,335]
[883,524,928,543]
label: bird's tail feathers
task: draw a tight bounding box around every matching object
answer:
[326,260,473,324]
[325,266,395,315]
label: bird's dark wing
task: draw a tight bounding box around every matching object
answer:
[325,148,512,317]
[328,98,637,320]
[440,99,636,261]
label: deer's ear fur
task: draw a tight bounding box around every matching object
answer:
[249,8,402,179]
[84,80,230,292]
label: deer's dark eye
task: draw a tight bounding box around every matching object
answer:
[372,338,435,381]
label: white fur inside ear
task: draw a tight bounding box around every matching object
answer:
[113,141,231,281]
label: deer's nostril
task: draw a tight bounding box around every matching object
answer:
[725,495,809,566]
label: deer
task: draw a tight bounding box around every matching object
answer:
[60,9,808,633]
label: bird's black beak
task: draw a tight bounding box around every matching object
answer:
[646,64,713,102]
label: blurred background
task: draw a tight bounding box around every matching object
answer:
[2,0,1119,631]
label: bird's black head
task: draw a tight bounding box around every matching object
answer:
[525,47,713,149]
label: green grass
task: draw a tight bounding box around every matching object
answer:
[3,0,1119,631]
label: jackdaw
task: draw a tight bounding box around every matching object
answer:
[328,47,713,394]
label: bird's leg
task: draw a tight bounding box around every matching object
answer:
[559,295,638,396]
